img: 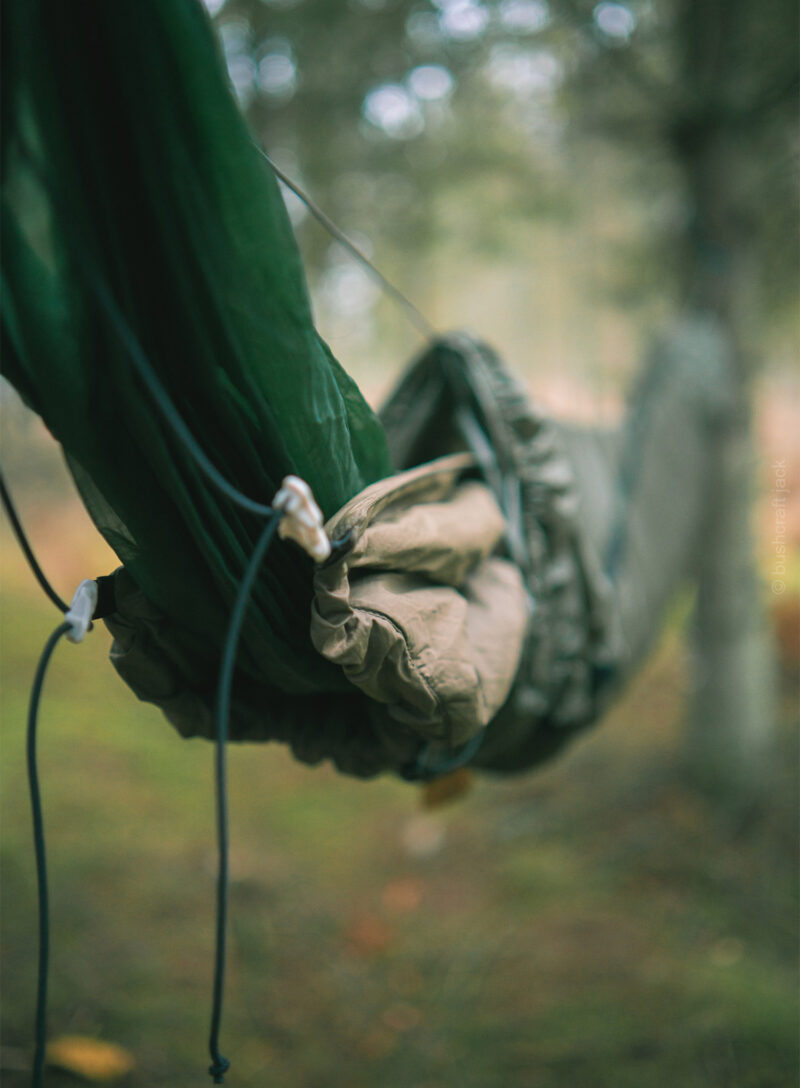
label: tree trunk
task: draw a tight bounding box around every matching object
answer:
[687,394,777,797]
[669,1,779,795]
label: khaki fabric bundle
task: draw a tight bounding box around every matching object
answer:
[311,453,530,750]
[104,333,616,781]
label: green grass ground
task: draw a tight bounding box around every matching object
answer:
[1,565,798,1088]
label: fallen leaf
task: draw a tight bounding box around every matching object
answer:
[422,769,474,809]
[47,1036,135,1083]
[381,877,424,915]
[381,1002,422,1032]
[345,912,394,956]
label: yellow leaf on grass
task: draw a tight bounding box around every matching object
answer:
[47,1035,135,1082]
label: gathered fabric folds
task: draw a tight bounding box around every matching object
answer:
[311,453,530,749]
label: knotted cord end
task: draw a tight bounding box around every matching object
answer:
[209,1056,230,1083]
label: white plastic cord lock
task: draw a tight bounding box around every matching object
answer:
[272,476,331,563]
[65,579,98,643]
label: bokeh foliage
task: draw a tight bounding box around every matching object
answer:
[212,0,798,329]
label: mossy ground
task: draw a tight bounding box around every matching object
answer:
[1,546,797,1088]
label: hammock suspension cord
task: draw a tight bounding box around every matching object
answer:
[1,260,286,1082]
[260,149,438,342]
[0,475,69,613]
[72,255,293,1082]
[8,123,438,1087]
[25,621,73,1088]
[0,474,91,1088]
[207,515,280,1083]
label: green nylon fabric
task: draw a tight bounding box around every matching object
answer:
[1,0,393,695]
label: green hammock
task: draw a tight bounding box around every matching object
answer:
[2,0,734,783]
[2,0,392,705]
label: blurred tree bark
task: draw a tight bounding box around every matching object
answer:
[666,0,796,795]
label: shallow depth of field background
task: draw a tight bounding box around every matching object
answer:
[1,0,798,1085]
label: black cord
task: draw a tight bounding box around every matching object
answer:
[16,144,361,1088]
[15,140,276,521]
[81,270,276,519]
[74,258,285,1086]
[3,443,282,1088]
[69,260,288,1085]
[208,513,281,1084]
[0,472,69,613]
[0,470,73,1088]
[2,453,282,1086]
[27,620,72,1088]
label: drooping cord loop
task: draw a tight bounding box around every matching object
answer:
[0,471,101,1088]
[0,473,69,613]
[10,76,429,1085]
[208,514,280,1083]
[27,620,72,1088]
[70,221,343,1081]
[2,450,325,1086]
[72,268,286,1086]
